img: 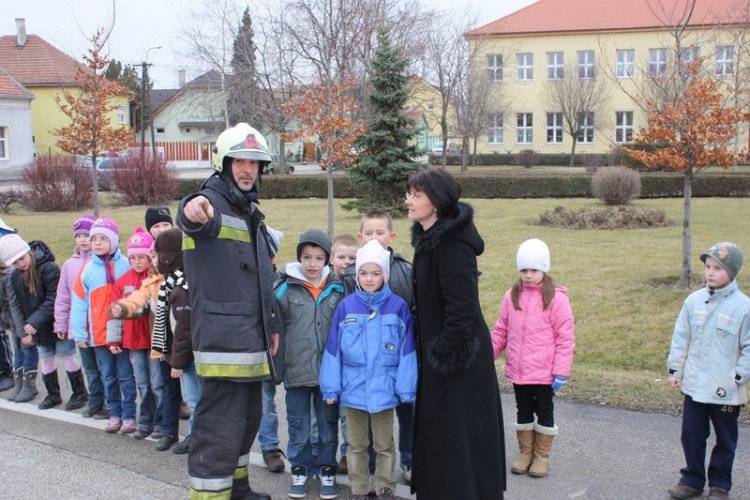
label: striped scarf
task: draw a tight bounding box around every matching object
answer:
[151,269,185,356]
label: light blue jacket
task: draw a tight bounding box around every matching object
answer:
[320,284,417,413]
[667,279,750,405]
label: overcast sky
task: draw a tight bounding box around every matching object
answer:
[5,0,536,89]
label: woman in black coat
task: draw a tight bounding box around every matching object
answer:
[406,168,506,500]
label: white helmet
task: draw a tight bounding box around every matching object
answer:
[212,123,272,172]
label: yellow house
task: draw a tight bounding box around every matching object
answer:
[406,76,458,147]
[0,19,131,155]
[466,0,750,156]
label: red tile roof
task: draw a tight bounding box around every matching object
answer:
[0,64,33,100]
[0,34,83,86]
[468,0,750,37]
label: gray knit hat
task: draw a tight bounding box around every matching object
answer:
[296,229,331,261]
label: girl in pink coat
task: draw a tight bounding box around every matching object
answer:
[491,238,575,479]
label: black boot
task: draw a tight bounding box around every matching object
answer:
[7,368,23,401]
[65,369,88,410]
[15,369,38,403]
[38,372,63,410]
[230,476,271,500]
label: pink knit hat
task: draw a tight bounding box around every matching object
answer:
[126,227,154,257]
[90,216,120,254]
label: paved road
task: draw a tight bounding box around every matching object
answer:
[1,385,748,500]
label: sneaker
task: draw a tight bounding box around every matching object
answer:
[179,400,191,420]
[120,419,137,434]
[155,434,178,451]
[708,487,729,500]
[104,417,122,433]
[668,482,703,499]
[0,374,14,392]
[133,429,151,440]
[92,407,111,420]
[288,466,309,499]
[262,448,286,473]
[401,463,412,484]
[376,488,394,500]
[172,435,191,455]
[82,406,102,418]
[319,466,337,499]
[337,455,348,475]
[351,496,370,500]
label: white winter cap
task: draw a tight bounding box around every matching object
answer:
[517,238,550,273]
[356,240,390,286]
[0,233,30,266]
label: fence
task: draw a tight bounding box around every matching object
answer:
[129,141,213,162]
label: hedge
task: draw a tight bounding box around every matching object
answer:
[177,172,750,200]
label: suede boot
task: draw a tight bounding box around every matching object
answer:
[15,369,39,403]
[38,371,63,409]
[7,367,23,401]
[65,369,88,410]
[528,423,558,478]
[0,373,14,392]
[511,423,536,474]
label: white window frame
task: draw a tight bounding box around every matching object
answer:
[648,48,668,77]
[615,111,634,143]
[616,49,635,79]
[547,51,564,80]
[577,112,594,143]
[0,127,7,160]
[516,53,534,81]
[116,106,127,125]
[546,112,563,144]
[577,51,595,79]
[516,113,533,144]
[715,46,734,77]
[680,46,700,65]
[487,54,503,82]
[487,112,504,144]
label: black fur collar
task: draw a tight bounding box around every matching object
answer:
[411,202,481,254]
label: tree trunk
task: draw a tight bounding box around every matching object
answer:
[680,168,693,288]
[569,138,578,168]
[460,136,469,172]
[91,153,100,217]
[327,165,334,237]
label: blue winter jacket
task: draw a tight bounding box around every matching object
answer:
[320,284,417,413]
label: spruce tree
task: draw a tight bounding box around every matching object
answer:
[344,28,420,216]
[228,8,260,126]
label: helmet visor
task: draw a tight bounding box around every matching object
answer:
[226,150,272,162]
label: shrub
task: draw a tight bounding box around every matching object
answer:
[537,205,677,229]
[591,167,641,205]
[21,154,93,211]
[0,189,22,214]
[516,149,539,168]
[584,154,603,174]
[111,156,180,205]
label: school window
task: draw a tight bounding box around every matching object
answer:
[116,106,127,125]
[648,48,668,77]
[156,127,165,134]
[577,112,594,143]
[517,53,534,81]
[715,46,734,77]
[0,127,7,159]
[516,113,533,144]
[615,111,634,143]
[616,49,635,79]
[546,51,564,80]
[486,54,503,82]
[577,50,595,79]
[679,46,700,65]
[546,112,563,144]
[487,112,503,144]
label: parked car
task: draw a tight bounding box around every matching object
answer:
[430,141,461,155]
[77,152,129,191]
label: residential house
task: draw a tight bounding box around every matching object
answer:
[466,0,750,156]
[406,76,456,150]
[0,64,34,173]
[0,19,131,155]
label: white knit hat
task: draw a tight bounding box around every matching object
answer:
[0,234,31,266]
[517,238,550,273]
[356,240,390,286]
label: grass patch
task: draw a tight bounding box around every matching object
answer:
[7,196,749,423]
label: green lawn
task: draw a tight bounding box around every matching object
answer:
[8,196,749,421]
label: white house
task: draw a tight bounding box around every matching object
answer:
[0,64,34,175]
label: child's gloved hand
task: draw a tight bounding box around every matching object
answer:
[551,376,569,392]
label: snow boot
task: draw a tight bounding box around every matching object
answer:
[528,423,558,478]
[7,367,23,401]
[510,423,536,474]
[65,369,88,410]
[15,369,39,403]
[38,371,63,409]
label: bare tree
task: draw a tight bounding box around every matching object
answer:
[543,62,611,166]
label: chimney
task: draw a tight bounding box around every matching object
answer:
[15,18,27,47]
[178,70,186,89]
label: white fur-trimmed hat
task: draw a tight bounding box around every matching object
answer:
[517,238,550,273]
[0,233,30,266]
[356,240,390,286]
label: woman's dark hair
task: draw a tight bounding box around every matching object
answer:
[406,168,461,218]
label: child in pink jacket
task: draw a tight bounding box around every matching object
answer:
[491,238,574,479]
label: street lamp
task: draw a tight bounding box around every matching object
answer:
[141,45,162,159]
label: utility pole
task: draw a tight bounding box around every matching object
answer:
[145,63,157,158]
[140,61,147,160]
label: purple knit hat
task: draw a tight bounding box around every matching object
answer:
[90,216,120,254]
[73,214,96,237]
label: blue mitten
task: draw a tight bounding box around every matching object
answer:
[551,376,569,392]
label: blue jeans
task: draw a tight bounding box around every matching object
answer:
[79,345,104,411]
[149,356,165,432]
[286,386,338,476]
[159,360,182,436]
[38,338,76,358]
[259,380,280,450]
[131,349,158,432]
[93,346,137,420]
[395,401,414,467]
[13,338,38,371]
[179,363,202,432]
